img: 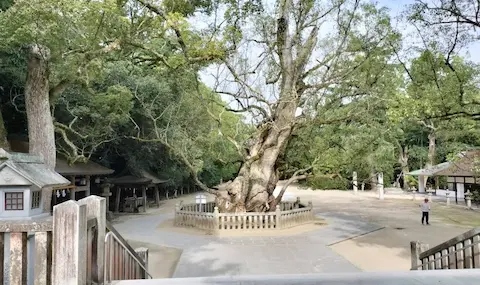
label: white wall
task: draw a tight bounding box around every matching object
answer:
[435,187,465,199]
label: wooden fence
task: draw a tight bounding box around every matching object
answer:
[411,228,480,270]
[0,220,53,285]
[0,195,150,285]
[174,199,314,232]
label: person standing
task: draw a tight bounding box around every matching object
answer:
[420,198,431,225]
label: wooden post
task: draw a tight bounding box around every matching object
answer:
[213,207,220,234]
[78,196,106,283]
[115,187,121,213]
[85,175,91,196]
[308,201,314,220]
[70,176,76,200]
[135,247,149,278]
[34,231,52,285]
[142,186,147,212]
[0,233,4,283]
[353,172,358,195]
[410,241,429,270]
[154,185,160,208]
[52,200,87,285]
[9,232,27,285]
[275,205,281,229]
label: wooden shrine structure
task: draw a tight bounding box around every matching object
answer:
[8,139,115,209]
[109,171,168,213]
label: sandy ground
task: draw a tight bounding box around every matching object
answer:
[113,183,480,273]
[284,185,480,271]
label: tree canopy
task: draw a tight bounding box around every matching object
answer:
[0,0,479,211]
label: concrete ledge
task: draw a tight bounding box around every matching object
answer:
[112,269,480,285]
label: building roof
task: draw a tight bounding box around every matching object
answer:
[55,158,114,176]
[407,150,480,177]
[0,148,70,188]
[140,170,169,184]
[108,175,152,185]
[7,139,114,176]
[108,171,169,186]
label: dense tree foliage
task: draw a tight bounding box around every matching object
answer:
[0,0,479,211]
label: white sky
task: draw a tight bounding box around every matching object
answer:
[194,0,480,120]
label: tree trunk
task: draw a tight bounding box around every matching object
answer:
[426,132,436,168]
[423,131,436,189]
[24,45,56,212]
[398,145,409,190]
[0,108,9,150]
[370,169,377,191]
[216,93,296,213]
[214,0,308,213]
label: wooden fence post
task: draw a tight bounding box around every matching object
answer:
[78,195,106,283]
[410,241,429,270]
[52,200,87,285]
[9,232,27,285]
[275,205,282,229]
[308,201,314,220]
[0,233,4,283]
[135,247,149,278]
[34,231,52,285]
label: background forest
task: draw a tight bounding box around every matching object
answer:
[0,0,479,201]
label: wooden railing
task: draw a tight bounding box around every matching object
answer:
[218,211,278,230]
[0,219,53,285]
[279,204,314,229]
[175,199,314,233]
[52,196,151,284]
[0,196,150,285]
[411,228,480,270]
[180,201,216,213]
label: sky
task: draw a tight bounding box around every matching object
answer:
[378,0,480,62]
[196,0,480,120]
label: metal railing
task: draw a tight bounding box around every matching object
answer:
[104,231,153,283]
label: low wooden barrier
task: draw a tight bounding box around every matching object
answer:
[174,198,314,233]
[0,195,151,285]
[0,220,53,285]
[411,228,480,270]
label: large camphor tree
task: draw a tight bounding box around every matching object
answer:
[133,0,399,212]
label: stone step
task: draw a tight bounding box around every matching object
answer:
[112,270,480,285]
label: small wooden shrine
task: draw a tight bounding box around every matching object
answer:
[109,171,168,213]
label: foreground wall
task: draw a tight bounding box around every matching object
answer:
[111,270,480,285]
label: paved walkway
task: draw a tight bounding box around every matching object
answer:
[112,186,476,277]
[113,209,383,277]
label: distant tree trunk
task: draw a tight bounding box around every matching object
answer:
[370,169,377,191]
[24,45,56,212]
[0,109,9,150]
[426,132,436,168]
[398,145,409,190]
[423,131,436,189]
